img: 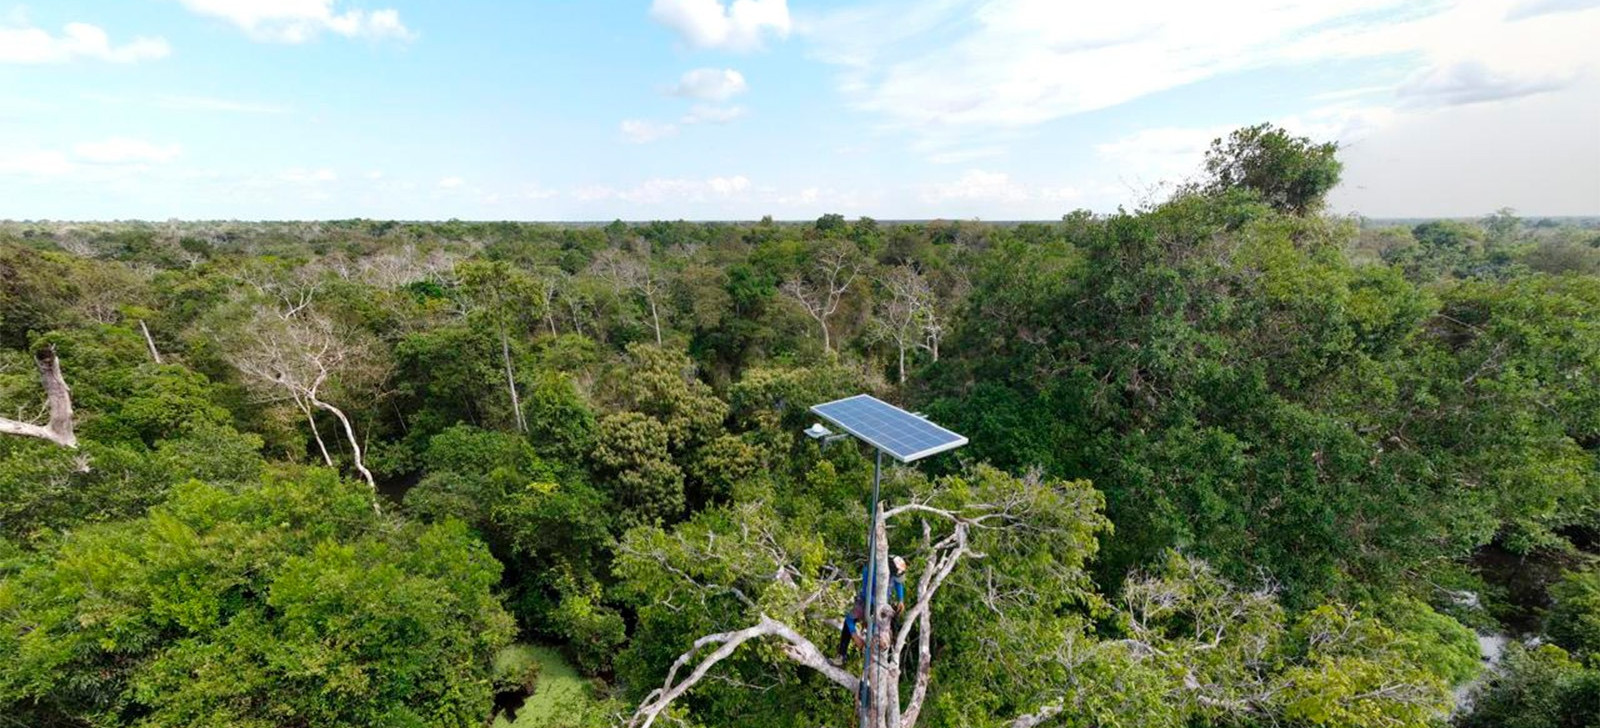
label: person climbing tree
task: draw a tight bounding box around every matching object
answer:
[834,555,908,666]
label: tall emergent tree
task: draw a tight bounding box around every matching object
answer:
[1201,123,1342,214]
[620,466,1109,728]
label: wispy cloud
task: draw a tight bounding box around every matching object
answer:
[0,137,183,179]
[280,168,338,183]
[921,169,1080,205]
[925,147,1006,165]
[620,119,680,144]
[681,105,747,124]
[73,138,183,165]
[801,0,1600,159]
[636,68,752,135]
[1092,104,1399,191]
[650,0,790,52]
[157,95,291,114]
[1398,60,1572,106]
[1506,0,1600,21]
[0,149,76,176]
[175,0,415,43]
[576,175,752,204]
[0,21,169,64]
[669,68,749,101]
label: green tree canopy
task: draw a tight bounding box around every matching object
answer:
[1201,123,1343,215]
[0,471,514,728]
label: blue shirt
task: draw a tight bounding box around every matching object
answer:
[858,563,906,605]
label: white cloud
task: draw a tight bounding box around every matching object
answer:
[280,168,338,183]
[922,169,1080,204]
[650,0,790,51]
[1094,126,1228,183]
[437,176,465,189]
[576,175,753,204]
[72,138,183,165]
[670,68,750,101]
[572,185,615,202]
[621,119,680,143]
[769,185,877,210]
[780,187,822,206]
[157,95,290,114]
[0,138,182,179]
[1398,60,1571,106]
[1092,104,1400,190]
[804,0,1600,157]
[926,146,1006,165]
[0,22,169,64]
[0,149,75,176]
[1506,0,1600,21]
[366,170,385,180]
[176,0,415,43]
[707,175,751,195]
[681,104,747,124]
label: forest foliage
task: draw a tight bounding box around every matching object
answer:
[2,125,1599,727]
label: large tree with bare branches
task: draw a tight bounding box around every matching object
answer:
[870,266,934,384]
[614,464,1109,728]
[781,244,861,354]
[228,306,387,510]
[613,456,1462,728]
[593,246,670,346]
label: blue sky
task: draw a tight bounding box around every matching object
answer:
[1,0,1596,220]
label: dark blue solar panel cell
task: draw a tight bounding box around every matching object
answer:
[810,394,967,463]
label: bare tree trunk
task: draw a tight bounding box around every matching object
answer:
[297,398,334,467]
[312,396,380,513]
[139,320,163,364]
[900,595,934,727]
[897,347,907,385]
[500,329,526,432]
[568,299,585,336]
[648,296,662,345]
[0,346,78,448]
[626,614,856,728]
[627,491,994,728]
[868,509,892,727]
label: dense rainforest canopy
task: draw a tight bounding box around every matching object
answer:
[2,126,1599,727]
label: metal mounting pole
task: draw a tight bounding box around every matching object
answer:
[859,447,882,728]
[809,394,966,727]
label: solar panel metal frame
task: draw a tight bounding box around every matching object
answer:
[809,394,968,463]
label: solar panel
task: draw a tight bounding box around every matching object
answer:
[810,394,968,463]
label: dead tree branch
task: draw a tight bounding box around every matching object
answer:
[0,345,78,448]
[625,614,856,728]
